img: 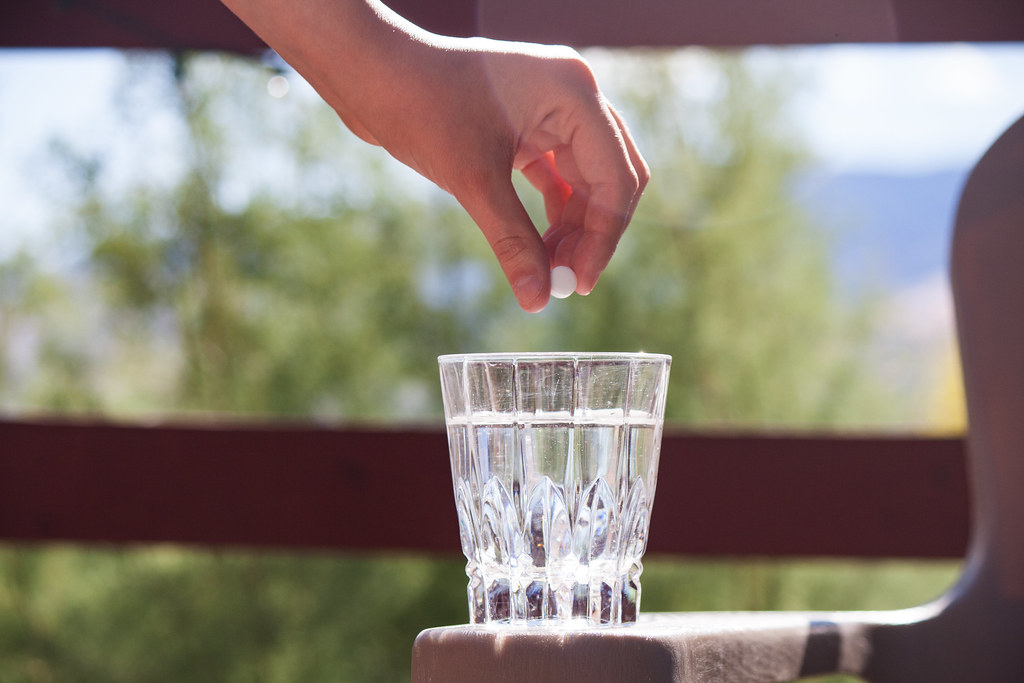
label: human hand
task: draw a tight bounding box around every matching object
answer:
[342,34,649,311]
[221,0,648,311]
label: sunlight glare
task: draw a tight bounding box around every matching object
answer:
[267,74,290,98]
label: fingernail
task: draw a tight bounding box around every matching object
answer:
[577,270,599,296]
[513,274,547,313]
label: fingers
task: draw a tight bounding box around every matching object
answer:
[607,103,650,226]
[521,152,572,227]
[567,100,647,294]
[531,99,648,296]
[455,172,552,313]
[541,189,588,266]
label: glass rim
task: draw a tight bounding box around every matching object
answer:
[437,351,671,364]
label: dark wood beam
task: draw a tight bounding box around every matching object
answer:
[0,419,969,558]
[1,0,1021,53]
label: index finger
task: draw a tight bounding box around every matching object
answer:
[455,172,552,312]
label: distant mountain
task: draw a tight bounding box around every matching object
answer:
[793,168,970,292]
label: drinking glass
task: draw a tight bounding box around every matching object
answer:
[438,352,671,625]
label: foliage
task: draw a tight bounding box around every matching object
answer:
[0,546,957,683]
[4,50,895,427]
[0,547,468,683]
[0,49,934,682]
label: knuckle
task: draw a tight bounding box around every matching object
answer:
[636,159,652,191]
[539,45,598,92]
[614,165,641,201]
[490,233,536,266]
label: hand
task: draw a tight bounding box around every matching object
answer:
[221,0,649,311]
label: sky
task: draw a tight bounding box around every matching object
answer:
[785,43,1024,173]
[2,43,1024,258]
[1,43,1021,420]
[0,50,126,255]
[3,45,1024,231]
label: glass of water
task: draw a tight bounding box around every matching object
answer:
[438,352,671,625]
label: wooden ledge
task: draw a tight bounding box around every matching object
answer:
[411,608,935,682]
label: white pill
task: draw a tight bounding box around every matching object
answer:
[550,266,577,299]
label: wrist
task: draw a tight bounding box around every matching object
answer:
[221,0,425,111]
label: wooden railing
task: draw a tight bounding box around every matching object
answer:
[0,418,968,559]
[5,0,1009,565]
[3,0,1023,52]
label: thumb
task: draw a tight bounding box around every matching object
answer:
[456,175,551,313]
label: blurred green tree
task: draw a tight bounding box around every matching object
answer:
[6,50,892,427]
[0,49,916,683]
[508,51,889,427]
